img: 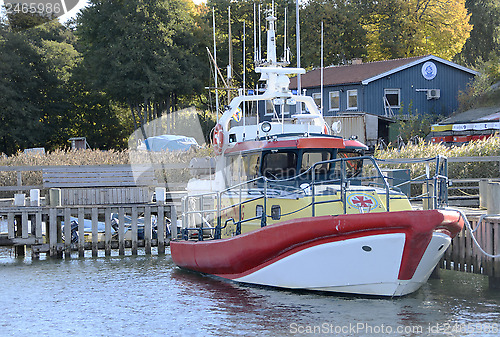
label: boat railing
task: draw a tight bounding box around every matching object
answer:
[179,155,449,241]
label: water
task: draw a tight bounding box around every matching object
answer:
[1,247,500,337]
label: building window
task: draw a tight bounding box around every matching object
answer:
[384,89,400,108]
[265,100,274,116]
[312,93,321,108]
[265,99,290,117]
[347,90,358,110]
[329,91,340,111]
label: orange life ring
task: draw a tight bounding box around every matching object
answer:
[212,123,224,154]
[323,124,329,135]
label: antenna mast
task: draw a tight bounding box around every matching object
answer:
[228,6,233,104]
[321,21,324,116]
[253,3,257,64]
[212,8,219,122]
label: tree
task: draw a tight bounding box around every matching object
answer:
[300,0,367,67]
[457,0,500,67]
[0,29,48,154]
[361,0,472,61]
[76,0,206,135]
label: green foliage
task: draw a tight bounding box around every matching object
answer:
[300,0,367,67]
[457,0,500,67]
[76,0,206,130]
[0,27,52,154]
[458,56,500,111]
[390,109,440,142]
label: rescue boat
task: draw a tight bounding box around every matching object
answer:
[170,7,464,297]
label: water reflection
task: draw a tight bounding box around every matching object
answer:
[0,250,499,337]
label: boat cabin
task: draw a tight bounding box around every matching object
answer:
[223,134,368,187]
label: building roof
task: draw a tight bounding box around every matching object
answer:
[440,106,500,124]
[290,55,478,89]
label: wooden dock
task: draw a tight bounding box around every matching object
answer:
[440,213,500,288]
[0,203,176,258]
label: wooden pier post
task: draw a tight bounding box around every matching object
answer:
[78,207,85,257]
[118,207,125,256]
[91,207,98,257]
[157,205,165,254]
[145,206,152,255]
[131,207,138,255]
[64,208,72,258]
[14,213,24,257]
[104,208,112,256]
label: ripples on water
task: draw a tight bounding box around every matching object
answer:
[1,247,499,337]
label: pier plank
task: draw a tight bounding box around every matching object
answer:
[7,213,14,239]
[91,207,98,257]
[118,208,125,256]
[157,205,165,254]
[49,208,58,257]
[131,207,138,255]
[105,208,112,256]
[64,208,71,258]
[21,211,28,239]
[145,206,152,255]
[78,207,85,257]
[35,211,42,244]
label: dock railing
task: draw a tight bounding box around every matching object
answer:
[0,204,176,258]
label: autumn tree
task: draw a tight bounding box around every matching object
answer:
[360,0,472,61]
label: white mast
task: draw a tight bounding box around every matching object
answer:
[320,21,324,116]
[253,3,257,64]
[258,4,262,63]
[213,8,219,123]
[267,2,277,64]
[228,6,233,104]
[295,0,301,114]
[243,21,246,134]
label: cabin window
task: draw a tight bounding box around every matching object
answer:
[242,154,260,180]
[384,89,400,108]
[262,151,297,179]
[347,89,358,110]
[312,93,322,108]
[229,155,243,184]
[329,91,340,111]
[338,151,363,177]
[301,151,331,175]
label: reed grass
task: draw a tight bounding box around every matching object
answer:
[0,147,213,188]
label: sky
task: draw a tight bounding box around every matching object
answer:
[1,0,207,24]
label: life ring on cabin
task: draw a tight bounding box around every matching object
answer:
[212,123,224,154]
[323,124,329,135]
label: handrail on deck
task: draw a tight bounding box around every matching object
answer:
[179,156,449,241]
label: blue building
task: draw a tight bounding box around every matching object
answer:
[290,55,478,118]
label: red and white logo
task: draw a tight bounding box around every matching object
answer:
[347,193,378,212]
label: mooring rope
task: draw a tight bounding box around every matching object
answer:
[446,207,500,259]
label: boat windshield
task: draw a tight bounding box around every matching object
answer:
[301,151,331,175]
[262,151,297,179]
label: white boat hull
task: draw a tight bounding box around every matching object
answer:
[234,233,451,297]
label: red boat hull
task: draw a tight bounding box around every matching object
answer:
[171,210,463,295]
